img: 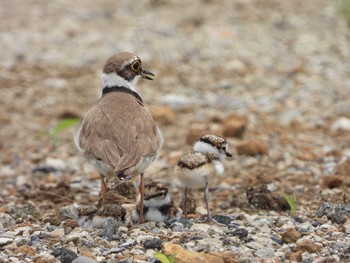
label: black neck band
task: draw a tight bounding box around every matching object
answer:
[102,86,143,103]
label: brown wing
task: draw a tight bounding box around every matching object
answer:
[79,92,161,174]
[177,152,208,170]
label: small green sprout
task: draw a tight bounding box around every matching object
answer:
[280,192,297,217]
[153,252,176,263]
[339,0,350,26]
[47,118,80,143]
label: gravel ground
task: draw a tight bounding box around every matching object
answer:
[0,0,350,262]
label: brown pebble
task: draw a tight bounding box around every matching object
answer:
[336,159,350,177]
[34,257,56,263]
[223,115,247,138]
[322,175,343,189]
[297,239,321,253]
[15,245,36,256]
[62,218,79,229]
[289,250,302,262]
[282,228,301,243]
[186,127,207,145]
[236,140,268,156]
[149,105,176,125]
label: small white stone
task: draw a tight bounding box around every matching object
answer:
[331,117,350,132]
[0,238,13,246]
[190,223,225,235]
[195,206,207,216]
[255,248,275,258]
[45,158,67,170]
[246,241,265,250]
[49,228,65,238]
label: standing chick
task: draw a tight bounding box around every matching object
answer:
[75,52,163,223]
[176,134,231,222]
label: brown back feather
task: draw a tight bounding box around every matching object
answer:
[79,92,160,173]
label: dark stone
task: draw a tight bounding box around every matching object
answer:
[59,248,78,263]
[219,202,230,210]
[212,214,233,225]
[166,218,193,228]
[270,236,284,246]
[311,221,323,227]
[293,216,305,223]
[332,211,346,224]
[231,228,248,239]
[32,166,59,174]
[228,223,239,229]
[143,238,163,250]
[102,218,118,240]
[30,234,40,244]
[315,202,333,217]
[246,185,289,211]
[190,235,204,241]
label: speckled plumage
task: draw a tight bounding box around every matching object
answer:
[177,151,220,170]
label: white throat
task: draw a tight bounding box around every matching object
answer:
[102,72,140,92]
[193,141,225,161]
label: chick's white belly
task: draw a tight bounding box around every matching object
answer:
[177,165,211,188]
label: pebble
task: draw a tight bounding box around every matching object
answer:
[231,228,249,239]
[101,217,118,240]
[59,248,78,263]
[236,140,268,156]
[190,223,225,235]
[212,215,233,225]
[0,238,13,246]
[255,248,275,258]
[0,213,16,230]
[143,238,162,250]
[119,239,135,248]
[9,201,41,220]
[161,94,200,108]
[72,256,97,263]
[330,117,350,132]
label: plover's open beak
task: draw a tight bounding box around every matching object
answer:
[225,151,233,157]
[141,69,155,80]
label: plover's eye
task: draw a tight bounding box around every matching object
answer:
[131,61,141,72]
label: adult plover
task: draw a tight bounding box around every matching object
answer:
[176,134,232,222]
[75,52,163,223]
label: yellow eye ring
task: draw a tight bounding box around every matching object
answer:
[131,61,141,72]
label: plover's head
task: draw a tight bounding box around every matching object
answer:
[141,181,169,207]
[102,52,154,92]
[193,134,232,161]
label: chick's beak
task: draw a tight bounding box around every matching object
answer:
[141,69,155,80]
[225,151,233,157]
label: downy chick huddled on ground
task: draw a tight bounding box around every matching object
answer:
[176,134,232,223]
[123,181,182,224]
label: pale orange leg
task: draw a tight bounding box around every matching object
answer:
[138,173,145,224]
[100,174,107,208]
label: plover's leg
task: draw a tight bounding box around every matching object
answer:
[182,186,188,218]
[138,173,145,224]
[204,181,212,222]
[100,174,107,208]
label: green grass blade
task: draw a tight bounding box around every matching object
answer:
[168,253,176,263]
[50,118,80,136]
[153,252,170,263]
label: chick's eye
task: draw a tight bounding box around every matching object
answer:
[131,61,140,72]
